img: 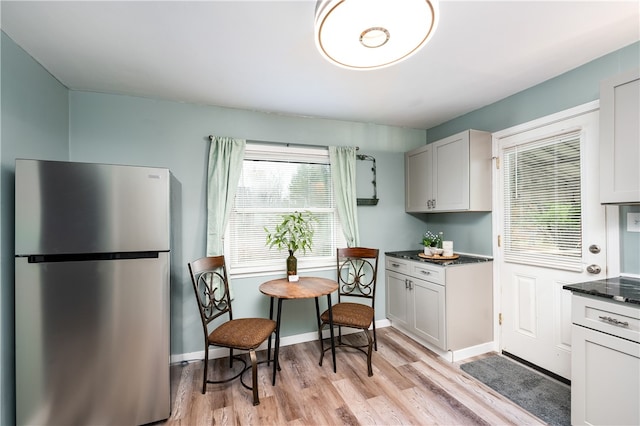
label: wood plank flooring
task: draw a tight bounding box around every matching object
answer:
[158,327,545,425]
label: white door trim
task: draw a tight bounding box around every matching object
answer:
[493,100,599,139]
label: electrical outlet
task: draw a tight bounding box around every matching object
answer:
[627,212,640,232]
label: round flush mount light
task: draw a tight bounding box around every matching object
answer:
[314,0,439,70]
[360,27,390,48]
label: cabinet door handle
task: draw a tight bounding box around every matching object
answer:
[598,315,629,327]
[408,280,413,290]
[432,199,436,209]
[391,263,400,268]
[420,270,431,275]
[404,279,409,289]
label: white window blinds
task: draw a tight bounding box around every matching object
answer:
[225,144,345,276]
[502,131,583,271]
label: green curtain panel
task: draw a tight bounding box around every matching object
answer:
[206,136,246,255]
[329,146,360,247]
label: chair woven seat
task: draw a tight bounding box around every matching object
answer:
[209,318,276,350]
[321,302,373,329]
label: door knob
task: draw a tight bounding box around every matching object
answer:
[586,264,601,274]
[588,244,601,254]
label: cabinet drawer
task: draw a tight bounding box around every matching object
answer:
[386,258,410,275]
[572,294,640,343]
[412,263,444,285]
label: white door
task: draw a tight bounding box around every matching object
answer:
[494,104,607,380]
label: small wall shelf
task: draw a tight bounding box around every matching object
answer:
[357,154,378,206]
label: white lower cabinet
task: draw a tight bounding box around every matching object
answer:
[386,270,411,329]
[571,294,640,425]
[387,269,446,347]
[385,256,493,358]
[412,277,446,349]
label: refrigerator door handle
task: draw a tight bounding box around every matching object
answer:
[25,250,166,263]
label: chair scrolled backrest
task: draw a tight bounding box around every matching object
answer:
[336,247,379,304]
[188,256,233,331]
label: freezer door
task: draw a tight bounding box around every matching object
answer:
[15,254,171,426]
[15,159,170,255]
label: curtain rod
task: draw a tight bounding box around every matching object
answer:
[208,135,358,150]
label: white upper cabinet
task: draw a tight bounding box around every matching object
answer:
[405,130,492,212]
[600,68,640,204]
[405,144,433,212]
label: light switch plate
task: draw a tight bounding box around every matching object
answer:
[627,212,640,232]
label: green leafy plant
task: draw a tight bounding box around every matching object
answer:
[422,230,441,247]
[264,211,317,255]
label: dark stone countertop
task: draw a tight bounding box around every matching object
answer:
[563,276,640,306]
[385,250,492,266]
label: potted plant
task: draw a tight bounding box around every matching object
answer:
[264,211,317,276]
[422,230,443,255]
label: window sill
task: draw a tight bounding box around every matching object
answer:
[229,263,335,280]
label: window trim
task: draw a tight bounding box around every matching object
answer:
[224,143,346,278]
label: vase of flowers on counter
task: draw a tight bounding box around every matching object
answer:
[422,230,443,255]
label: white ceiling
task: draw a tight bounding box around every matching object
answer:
[1,1,638,130]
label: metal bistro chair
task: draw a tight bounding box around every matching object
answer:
[188,255,276,405]
[319,247,380,376]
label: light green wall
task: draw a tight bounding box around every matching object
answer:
[0,31,69,426]
[411,212,493,255]
[620,206,640,274]
[427,42,640,142]
[67,91,427,356]
[422,41,640,270]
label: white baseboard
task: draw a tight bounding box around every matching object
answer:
[450,342,496,362]
[171,319,392,365]
[388,322,494,363]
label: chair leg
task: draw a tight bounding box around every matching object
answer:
[373,320,378,351]
[249,349,260,406]
[202,345,209,394]
[229,348,234,368]
[365,329,374,377]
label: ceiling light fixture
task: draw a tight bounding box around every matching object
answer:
[314,0,439,70]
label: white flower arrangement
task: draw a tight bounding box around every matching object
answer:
[422,230,442,247]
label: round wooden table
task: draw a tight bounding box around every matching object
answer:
[259,277,338,385]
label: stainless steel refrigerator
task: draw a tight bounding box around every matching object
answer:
[15,159,171,426]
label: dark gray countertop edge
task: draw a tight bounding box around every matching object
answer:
[563,277,640,306]
[563,286,640,305]
[385,250,493,266]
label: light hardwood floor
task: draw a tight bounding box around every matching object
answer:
[159,327,545,425]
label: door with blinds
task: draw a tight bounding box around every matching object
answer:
[495,107,606,380]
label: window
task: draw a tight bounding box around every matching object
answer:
[225,144,345,276]
[502,131,583,271]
